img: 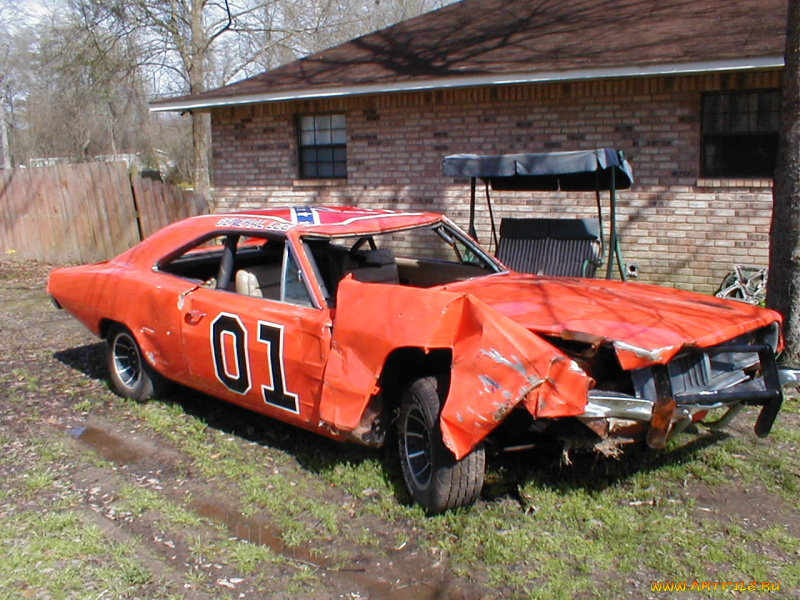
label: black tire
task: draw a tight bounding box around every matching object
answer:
[397,376,485,514]
[106,325,170,401]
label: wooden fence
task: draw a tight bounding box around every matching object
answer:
[0,162,208,264]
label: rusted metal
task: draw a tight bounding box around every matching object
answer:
[646,366,675,450]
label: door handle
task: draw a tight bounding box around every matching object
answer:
[184,309,206,325]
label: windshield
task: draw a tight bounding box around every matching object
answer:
[301,221,503,306]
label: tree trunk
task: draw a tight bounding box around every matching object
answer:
[189,0,211,199]
[768,0,800,365]
[0,102,10,169]
[191,110,211,199]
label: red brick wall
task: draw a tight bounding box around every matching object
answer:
[210,70,781,293]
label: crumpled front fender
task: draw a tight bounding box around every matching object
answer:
[320,277,592,459]
[441,295,591,458]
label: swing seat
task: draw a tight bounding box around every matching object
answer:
[497,218,601,277]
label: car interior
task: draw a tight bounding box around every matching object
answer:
[158,223,501,307]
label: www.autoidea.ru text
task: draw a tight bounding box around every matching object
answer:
[650,581,780,592]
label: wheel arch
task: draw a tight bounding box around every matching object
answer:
[380,347,452,407]
[345,347,452,448]
[99,319,163,374]
[98,318,116,339]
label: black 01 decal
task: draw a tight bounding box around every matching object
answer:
[211,313,251,394]
[257,321,299,414]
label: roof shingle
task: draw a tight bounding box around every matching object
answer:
[153,0,786,109]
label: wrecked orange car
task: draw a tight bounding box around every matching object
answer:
[48,207,796,513]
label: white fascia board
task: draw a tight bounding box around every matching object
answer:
[150,56,784,112]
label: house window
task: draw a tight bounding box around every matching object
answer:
[701,90,781,178]
[298,114,347,178]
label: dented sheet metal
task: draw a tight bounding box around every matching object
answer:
[321,277,591,459]
[438,273,783,369]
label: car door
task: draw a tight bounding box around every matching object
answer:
[179,242,332,427]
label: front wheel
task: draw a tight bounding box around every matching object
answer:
[397,376,485,513]
[106,325,170,401]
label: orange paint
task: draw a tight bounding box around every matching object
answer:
[47,207,784,459]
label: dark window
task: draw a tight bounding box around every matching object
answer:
[701,90,781,178]
[298,114,347,178]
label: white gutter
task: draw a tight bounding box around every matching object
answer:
[150,56,784,112]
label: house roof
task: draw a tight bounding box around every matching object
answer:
[151,0,787,112]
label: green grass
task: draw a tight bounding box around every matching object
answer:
[224,538,281,573]
[125,399,347,548]
[0,510,154,599]
[135,393,797,596]
[51,369,798,600]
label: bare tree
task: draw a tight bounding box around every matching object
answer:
[0,1,23,168]
[16,10,151,164]
[66,0,454,195]
[2,0,455,179]
[768,0,800,365]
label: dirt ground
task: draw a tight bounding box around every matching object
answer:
[1,259,799,600]
[1,260,486,599]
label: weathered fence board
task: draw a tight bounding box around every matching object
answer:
[0,162,208,264]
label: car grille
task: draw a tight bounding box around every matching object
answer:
[633,348,761,403]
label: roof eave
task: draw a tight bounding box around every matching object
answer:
[150,56,785,113]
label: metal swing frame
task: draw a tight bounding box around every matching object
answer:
[442,148,634,280]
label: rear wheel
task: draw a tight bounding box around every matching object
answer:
[106,325,169,401]
[397,376,485,513]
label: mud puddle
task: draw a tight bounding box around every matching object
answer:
[68,423,462,600]
[69,425,148,464]
[191,497,449,600]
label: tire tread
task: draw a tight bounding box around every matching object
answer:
[398,376,485,513]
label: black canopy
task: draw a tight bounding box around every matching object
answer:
[442,148,633,280]
[441,148,633,191]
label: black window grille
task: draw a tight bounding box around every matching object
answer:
[701,90,781,178]
[297,114,347,178]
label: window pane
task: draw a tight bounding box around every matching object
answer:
[316,115,331,130]
[301,148,318,163]
[283,249,313,307]
[703,134,778,177]
[331,114,346,129]
[302,160,318,178]
[297,113,347,179]
[300,130,316,146]
[316,129,332,145]
[299,116,315,131]
[701,90,780,177]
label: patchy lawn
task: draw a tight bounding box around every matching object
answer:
[0,260,798,600]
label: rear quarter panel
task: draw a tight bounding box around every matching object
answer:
[48,261,191,379]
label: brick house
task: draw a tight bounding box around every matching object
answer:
[152,0,786,293]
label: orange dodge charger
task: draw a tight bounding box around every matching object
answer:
[48,206,796,512]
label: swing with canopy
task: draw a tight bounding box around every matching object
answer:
[441,148,634,280]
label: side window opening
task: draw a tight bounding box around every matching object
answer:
[158,234,313,307]
[281,246,314,307]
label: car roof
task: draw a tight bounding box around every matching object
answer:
[191,206,443,237]
[119,206,450,267]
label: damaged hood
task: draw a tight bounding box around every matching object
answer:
[441,273,782,369]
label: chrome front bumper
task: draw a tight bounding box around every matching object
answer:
[578,357,798,446]
[779,367,800,390]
